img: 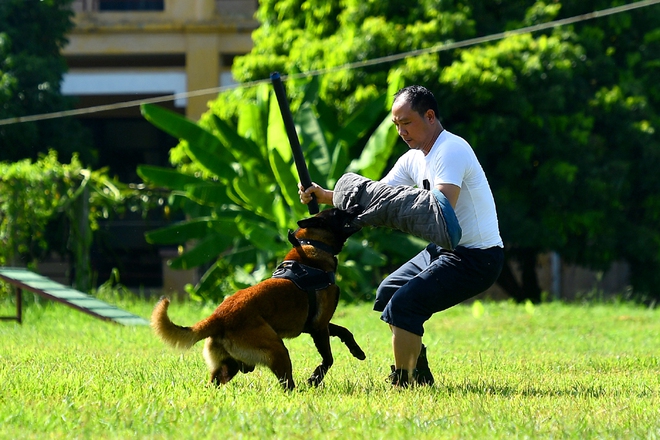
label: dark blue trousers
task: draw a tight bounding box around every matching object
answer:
[374,244,504,336]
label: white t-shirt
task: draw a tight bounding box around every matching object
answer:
[380,130,503,249]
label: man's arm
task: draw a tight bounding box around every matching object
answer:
[436,184,460,208]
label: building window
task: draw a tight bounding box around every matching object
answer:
[99,0,164,11]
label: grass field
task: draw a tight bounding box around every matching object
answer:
[1,293,659,439]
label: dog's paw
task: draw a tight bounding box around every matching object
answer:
[348,345,366,360]
[307,374,323,387]
[307,365,328,387]
[346,342,367,361]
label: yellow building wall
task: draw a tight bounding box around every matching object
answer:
[64,0,258,120]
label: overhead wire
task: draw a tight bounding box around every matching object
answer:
[1,0,659,126]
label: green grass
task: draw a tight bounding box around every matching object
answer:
[1,294,659,439]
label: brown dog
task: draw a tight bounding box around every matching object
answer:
[151,207,366,390]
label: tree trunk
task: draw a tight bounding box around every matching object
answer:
[69,185,92,292]
[497,248,542,303]
[519,248,542,303]
[497,259,526,302]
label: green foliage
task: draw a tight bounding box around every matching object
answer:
[228,1,474,122]
[0,152,93,269]
[140,79,423,302]
[435,2,660,301]
[229,0,660,302]
[0,0,92,164]
[0,151,166,292]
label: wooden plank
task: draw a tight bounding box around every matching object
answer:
[0,267,149,326]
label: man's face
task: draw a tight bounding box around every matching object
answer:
[391,97,436,152]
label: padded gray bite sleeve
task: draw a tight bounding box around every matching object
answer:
[332,173,462,250]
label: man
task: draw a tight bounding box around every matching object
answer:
[299,85,504,387]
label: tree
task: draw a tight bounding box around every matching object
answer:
[223,0,660,302]
[440,1,660,301]
[0,0,92,164]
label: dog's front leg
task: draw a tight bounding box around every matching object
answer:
[307,327,333,386]
[329,323,366,360]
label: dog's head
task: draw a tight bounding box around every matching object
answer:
[293,206,363,254]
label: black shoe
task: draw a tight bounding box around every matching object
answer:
[387,366,409,388]
[412,344,434,386]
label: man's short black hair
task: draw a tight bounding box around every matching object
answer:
[394,85,440,119]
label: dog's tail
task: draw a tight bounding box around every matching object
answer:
[151,297,216,350]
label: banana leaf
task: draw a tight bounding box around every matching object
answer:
[232,178,278,222]
[211,114,271,177]
[137,165,205,191]
[236,218,287,253]
[327,140,350,188]
[184,182,235,208]
[297,102,332,177]
[267,91,293,164]
[268,146,306,219]
[347,115,399,180]
[270,192,293,231]
[239,83,271,156]
[141,103,237,179]
[184,141,238,181]
[335,94,388,148]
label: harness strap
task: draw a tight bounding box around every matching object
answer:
[272,260,336,330]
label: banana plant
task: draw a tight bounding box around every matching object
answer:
[138,75,415,301]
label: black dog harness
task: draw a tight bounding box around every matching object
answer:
[271,231,337,331]
[272,260,336,292]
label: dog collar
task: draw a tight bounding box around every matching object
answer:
[297,239,337,256]
[287,230,338,255]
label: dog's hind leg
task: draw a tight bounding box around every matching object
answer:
[228,323,295,390]
[211,359,241,386]
[307,327,333,387]
[270,346,295,390]
[204,338,241,386]
[329,323,366,360]
[261,339,294,390]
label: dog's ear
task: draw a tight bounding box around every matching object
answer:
[297,206,363,232]
[287,230,301,247]
[297,216,323,229]
[335,205,363,236]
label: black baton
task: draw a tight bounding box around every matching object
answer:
[270,72,319,215]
